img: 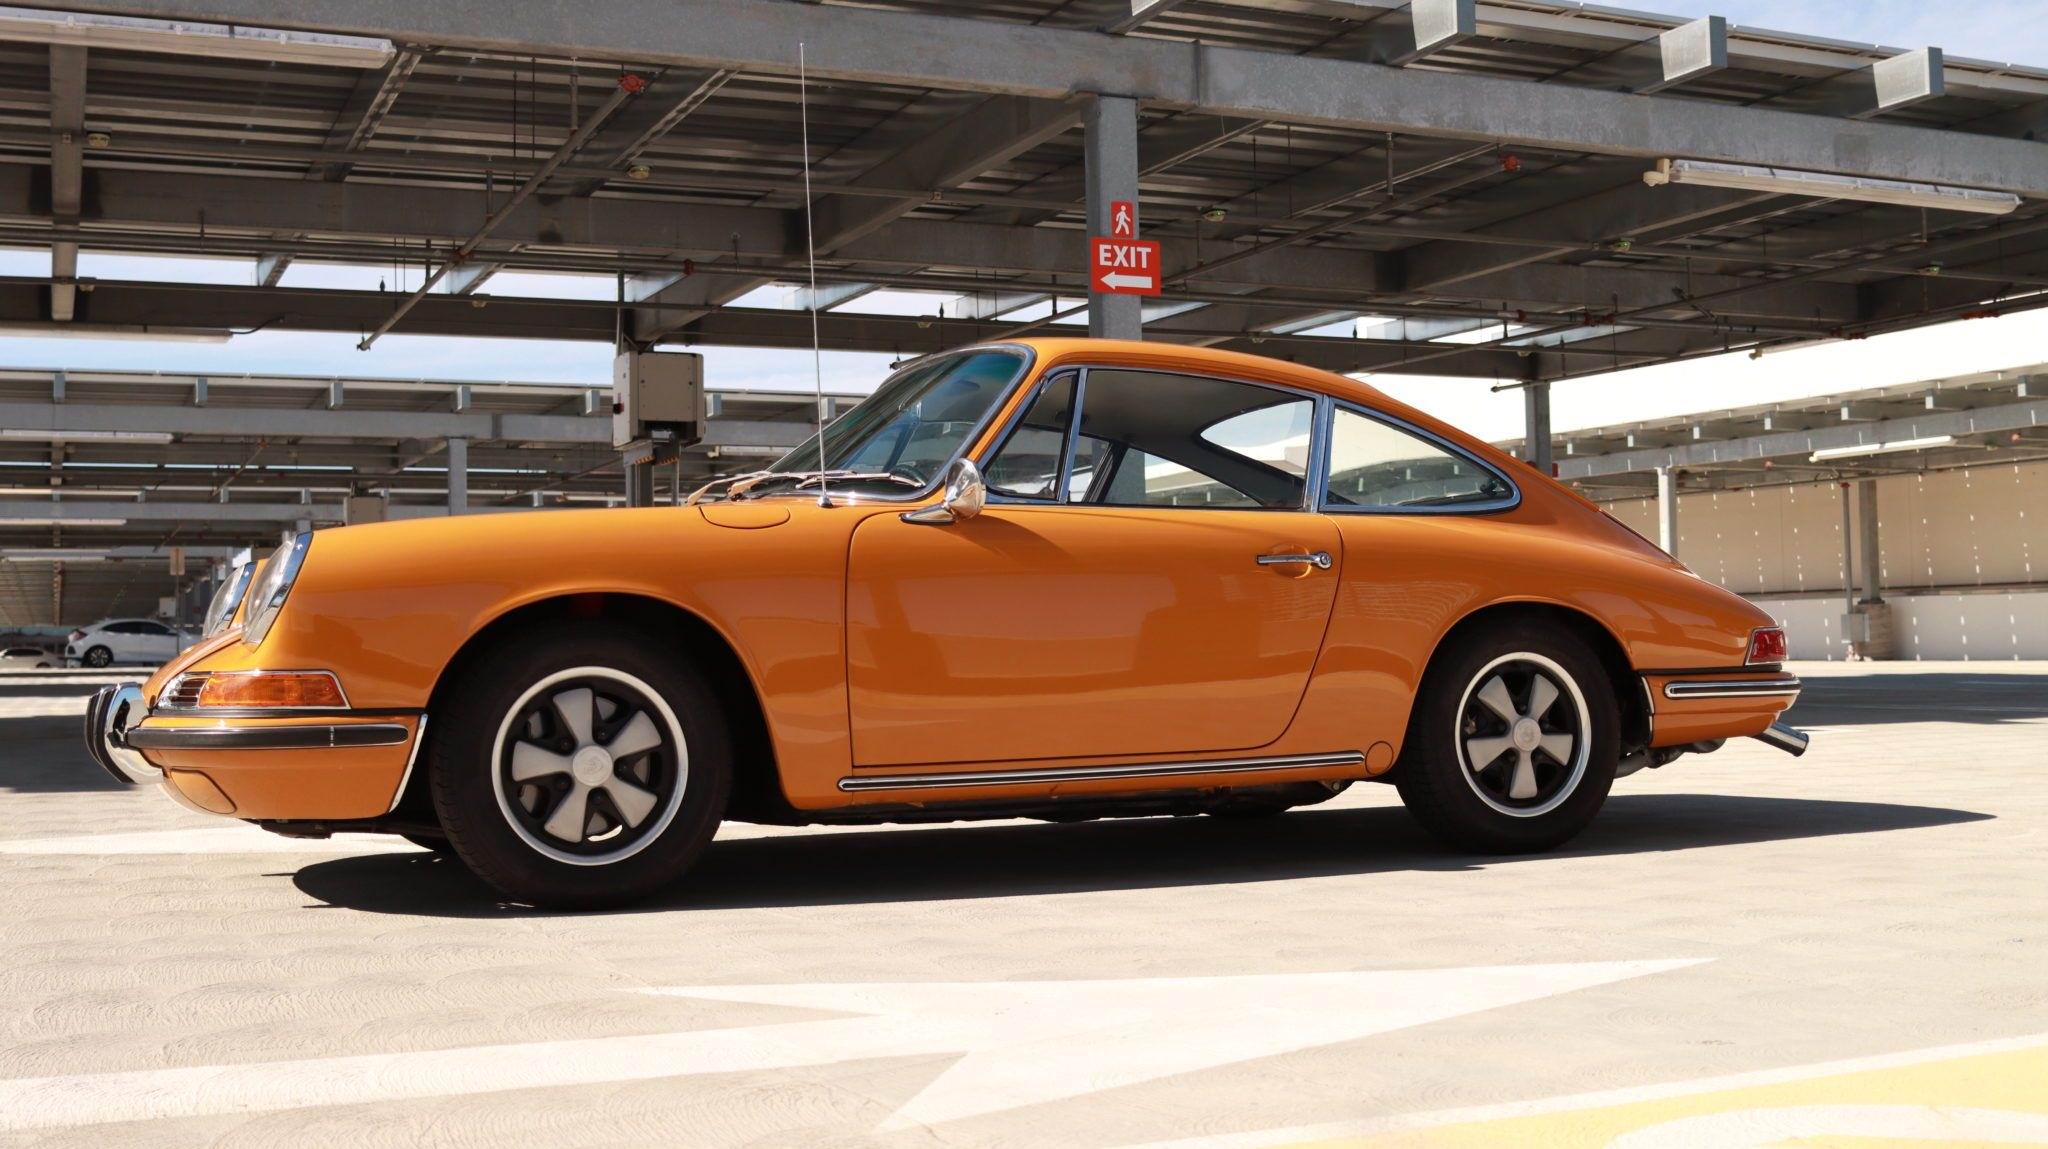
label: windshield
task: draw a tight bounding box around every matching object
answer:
[757,348,1029,498]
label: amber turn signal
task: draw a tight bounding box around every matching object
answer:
[185,671,347,709]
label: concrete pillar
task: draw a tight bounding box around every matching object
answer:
[1084,93,1142,341]
[1523,380,1553,473]
[445,437,468,514]
[1656,466,1679,557]
[1855,478,1882,604]
[624,460,655,507]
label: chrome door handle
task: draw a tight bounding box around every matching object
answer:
[1256,551,1332,570]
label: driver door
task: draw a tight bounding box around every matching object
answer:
[845,367,1341,768]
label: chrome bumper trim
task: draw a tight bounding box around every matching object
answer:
[838,751,1367,793]
[123,723,411,751]
[83,682,157,785]
[1662,676,1802,700]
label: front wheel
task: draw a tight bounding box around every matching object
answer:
[1395,621,1618,854]
[428,623,730,909]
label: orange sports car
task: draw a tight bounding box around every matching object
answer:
[87,339,1805,908]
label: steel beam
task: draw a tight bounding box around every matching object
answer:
[46,43,83,323]
[1559,397,2048,479]
[21,0,2048,194]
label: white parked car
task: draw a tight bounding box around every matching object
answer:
[0,646,56,669]
[66,619,195,668]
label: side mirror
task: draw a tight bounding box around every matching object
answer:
[902,458,986,525]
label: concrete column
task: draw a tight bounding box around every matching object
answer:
[1523,380,1553,473]
[1856,478,1883,603]
[445,437,468,514]
[1656,466,1679,557]
[624,460,655,507]
[1084,93,1142,341]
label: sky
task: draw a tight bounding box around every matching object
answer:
[4,1,2045,438]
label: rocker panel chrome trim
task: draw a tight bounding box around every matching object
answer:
[838,751,1367,793]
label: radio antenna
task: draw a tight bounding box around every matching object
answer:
[798,41,829,506]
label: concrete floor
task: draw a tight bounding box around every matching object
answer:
[0,663,2043,1148]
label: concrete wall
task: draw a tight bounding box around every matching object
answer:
[1603,458,2048,658]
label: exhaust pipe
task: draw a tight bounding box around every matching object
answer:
[1751,721,1810,757]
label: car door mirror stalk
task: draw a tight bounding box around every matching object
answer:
[902,459,986,525]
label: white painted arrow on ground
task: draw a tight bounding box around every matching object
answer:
[0,959,1702,1134]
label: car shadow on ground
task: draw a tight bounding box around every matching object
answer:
[290,792,1992,918]
[0,716,128,793]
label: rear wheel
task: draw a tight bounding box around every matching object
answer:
[428,623,730,909]
[83,645,112,668]
[1395,621,1617,853]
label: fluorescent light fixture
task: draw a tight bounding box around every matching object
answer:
[0,429,173,444]
[0,7,394,68]
[1810,434,1955,462]
[1645,159,2020,215]
[0,322,232,343]
[1,548,111,562]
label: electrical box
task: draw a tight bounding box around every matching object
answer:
[613,350,706,449]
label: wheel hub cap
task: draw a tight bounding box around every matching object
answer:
[1510,717,1543,753]
[570,745,614,787]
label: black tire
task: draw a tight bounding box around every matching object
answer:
[428,622,731,909]
[83,646,112,668]
[1394,620,1618,854]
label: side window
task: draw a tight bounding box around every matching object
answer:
[1076,369,1311,510]
[102,622,139,634]
[1324,407,1515,511]
[983,373,1077,500]
[135,621,174,636]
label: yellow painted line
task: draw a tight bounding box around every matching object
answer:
[1301,1038,2048,1146]
[1126,1033,2048,1149]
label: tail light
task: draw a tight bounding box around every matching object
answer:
[67,629,85,644]
[1746,626,1788,665]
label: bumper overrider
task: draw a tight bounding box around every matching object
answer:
[84,682,155,785]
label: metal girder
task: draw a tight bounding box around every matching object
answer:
[0,497,338,523]
[0,164,1920,324]
[637,91,1085,342]
[1104,0,1195,36]
[1397,182,1778,293]
[0,398,808,450]
[1558,396,2048,479]
[22,0,2048,195]
[565,67,733,195]
[47,42,83,323]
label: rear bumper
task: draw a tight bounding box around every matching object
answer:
[1644,670,1803,748]
[82,681,424,819]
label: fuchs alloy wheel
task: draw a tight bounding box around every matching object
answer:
[1394,621,1618,854]
[428,622,730,909]
[490,668,686,865]
[83,645,112,668]
[1455,652,1589,819]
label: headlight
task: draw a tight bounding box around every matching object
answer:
[201,548,257,636]
[241,532,311,646]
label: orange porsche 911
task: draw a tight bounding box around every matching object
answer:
[87,339,1806,908]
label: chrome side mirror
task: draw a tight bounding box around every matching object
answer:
[902,458,986,525]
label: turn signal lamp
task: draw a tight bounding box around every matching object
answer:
[1745,627,1788,665]
[163,670,347,710]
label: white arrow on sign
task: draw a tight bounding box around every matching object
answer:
[0,959,1701,1133]
[1098,271,1156,292]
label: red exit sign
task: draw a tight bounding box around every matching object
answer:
[1090,237,1161,296]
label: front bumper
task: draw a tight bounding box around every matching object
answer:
[83,680,424,818]
[84,682,156,785]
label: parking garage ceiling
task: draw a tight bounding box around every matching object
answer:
[0,0,2042,379]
